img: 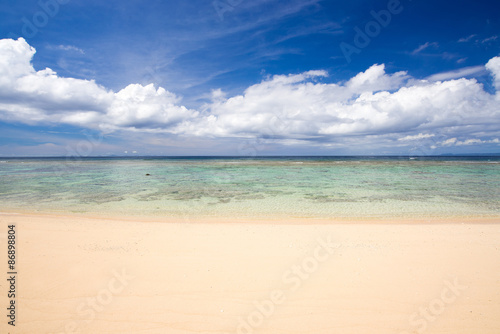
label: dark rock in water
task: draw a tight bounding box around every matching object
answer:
[145,173,151,176]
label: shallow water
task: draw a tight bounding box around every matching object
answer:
[0,156,499,220]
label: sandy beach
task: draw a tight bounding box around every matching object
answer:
[0,213,499,334]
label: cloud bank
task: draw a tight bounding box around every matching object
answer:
[1,38,499,151]
[0,38,197,132]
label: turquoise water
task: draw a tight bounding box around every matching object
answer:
[0,157,499,220]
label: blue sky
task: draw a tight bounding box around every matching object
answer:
[0,0,499,156]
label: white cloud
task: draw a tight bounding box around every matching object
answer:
[104,84,198,131]
[486,56,500,91]
[440,137,500,146]
[411,42,438,55]
[426,65,486,81]
[482,36,498,44]
[346,64,408,93]
[457,35,498,44]
[0,38,197,131]
[398,133,435,141]
[1,38,500,152]
[185,62,499,141]
[441,138,457,146]
[458,139,483,145]
[0,39,112,125]
[51,45,85,54]
[458,34,476,43]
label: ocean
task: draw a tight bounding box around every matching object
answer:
[1,156,499,220]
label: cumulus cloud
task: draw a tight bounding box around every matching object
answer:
[0,39,112,125]
[346,64,408,93]
[179,64,411,139]
[0,37,499,151]
[0,38,196,131]
[105,84,198,131]
[486,56,500,91]
[184,59,499,143]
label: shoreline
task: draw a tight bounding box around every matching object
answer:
[1,210,500,225]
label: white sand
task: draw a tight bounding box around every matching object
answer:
[1,213,499,334]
